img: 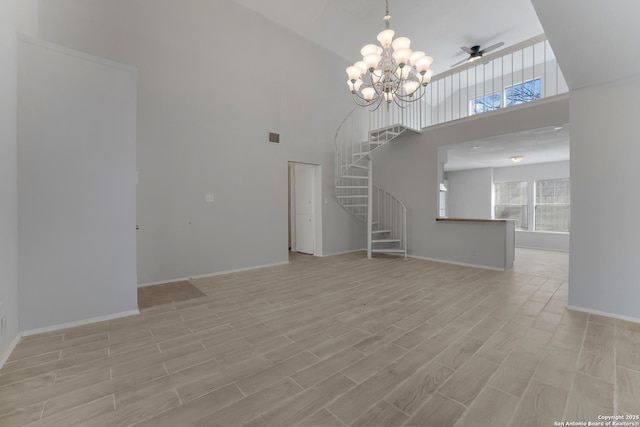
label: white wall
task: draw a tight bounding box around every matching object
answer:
[0,0,38,364]
[0,0,21,361]
[373,95,569,270]
[444,168,493,219]
[37,0,363,285]
[494,161,570,251]
[569,75,640,321]
[18,37,138,331]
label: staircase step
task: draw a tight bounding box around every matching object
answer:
[371,229,391,234]
[340,175,368,180]
[336,186,368,189]
[344,204,367,208]
[371,132,399,140]
[371,249,406,253]
[350,164,369,170]
[372,239,401,244]
[337,195,368,199]
[352,152,369,157]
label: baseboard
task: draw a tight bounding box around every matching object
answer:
[566,305,640,325]
[317,248,366,257]
[20,309,141,337]
[516,245,570,253]
[0,333,22,370]
[188,261,290,281]
[138,277,191,287]
[409,255,506,271]
[138,261,291,287]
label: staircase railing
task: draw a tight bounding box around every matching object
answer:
[371,185,407,259]
[334,106,368,185]
[334,101,423,184]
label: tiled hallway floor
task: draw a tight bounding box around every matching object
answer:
[137,281,207,309]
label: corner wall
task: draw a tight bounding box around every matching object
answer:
[372,96,569,269]
[569,75,640,321]
[0,0,38,366]
[0,0,20,362]
[37,0,363,285]
[18,37,138,331]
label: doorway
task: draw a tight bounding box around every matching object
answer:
[288,162,322,255]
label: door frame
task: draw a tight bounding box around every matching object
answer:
[288,161,323,256]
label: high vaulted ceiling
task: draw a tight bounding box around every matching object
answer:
[232,1,639,171]
[531,0,640,89]
[233,0,544,74]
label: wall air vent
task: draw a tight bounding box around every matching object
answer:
[268,132,280,143]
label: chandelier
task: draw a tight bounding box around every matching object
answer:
[346,0,434,110]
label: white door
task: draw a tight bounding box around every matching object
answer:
[294,163,315,254]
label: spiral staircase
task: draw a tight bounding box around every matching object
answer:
[333,35,568,259]
[334,105,421,258]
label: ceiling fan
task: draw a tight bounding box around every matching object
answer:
[450,42,505,68]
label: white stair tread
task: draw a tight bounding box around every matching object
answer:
[344,204,367,208]
[337,195,368,199]
[341,175,368,179]
[350,164,369,170]
[372,248,406,253]
[371,229,391,234]
[352,152,369,157]
[372,239,401,243]
[370,124,422,139]
[336,185,368,189]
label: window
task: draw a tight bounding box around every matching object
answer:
[494,181,528,230]
[535,178,570,232]
[505,78,541,107]
[470,92,501,115]
[470,78,542,116]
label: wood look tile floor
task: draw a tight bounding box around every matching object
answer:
[1,249,639,426]
[137,281,207,309]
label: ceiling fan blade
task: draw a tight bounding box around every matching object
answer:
[479,42,505,55]
[460,46,474,54]
[450,57,470,68]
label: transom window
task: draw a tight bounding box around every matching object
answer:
[506,78,542,107]
[470,92,501,115]
[494,181,528,230]
[470,78,542,116]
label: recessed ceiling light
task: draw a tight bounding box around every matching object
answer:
[472,145,481,149]
[510,156,524,163]
[554,126,564,130]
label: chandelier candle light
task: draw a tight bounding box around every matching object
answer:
[346,0,435,110]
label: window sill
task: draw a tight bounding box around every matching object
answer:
[436,217,514,223]
[516,230,570,235]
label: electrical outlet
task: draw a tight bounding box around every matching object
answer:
[205,194,214,203]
